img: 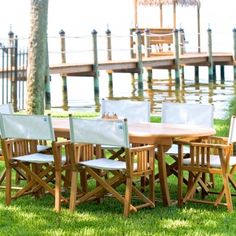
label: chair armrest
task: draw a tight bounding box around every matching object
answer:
[129,145,155,173]
[203,136,228,143]
[53,140,71,147]
[130,144,155,152]
[52,140,71,168]
[175,136,228,146]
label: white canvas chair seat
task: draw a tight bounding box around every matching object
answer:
[166,144,190,155]
[80,158,139,171]
[69,117,155,217]
[12,153,66,164]
[37,144,52,153]
[183,155,236,168]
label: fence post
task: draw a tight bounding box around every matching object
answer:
[208,28,214,83]
[106,28,113,93]
[136,30,143,90]
[8,30,15,67]
[92,29,100,99]
[233,28,236,81]
[8,30,17,111]
[12,36,18,112]
[59,29,68,111]
[174,29,180,88]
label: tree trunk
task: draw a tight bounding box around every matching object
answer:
[27,0,48,114]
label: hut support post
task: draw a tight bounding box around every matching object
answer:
[130,29,135,59]
[92,29,100,98]
[145,29,152,82]
[208,28,214,83]
[174,29,180,88]
[106,29,113,90]
[59,30,68,111]
[233,28,236,81]
[136,30,143,90]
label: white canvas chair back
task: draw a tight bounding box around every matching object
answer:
[228,116,236,144]
[101,99,150,124]
[0,114,55,141]
[0,103,13,114]
[69,117,129,148]
[162,102,214,128]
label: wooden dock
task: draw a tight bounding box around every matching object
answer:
[1,27,236,111]
[49,52,235,76]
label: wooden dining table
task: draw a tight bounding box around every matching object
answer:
[52,118,216,207]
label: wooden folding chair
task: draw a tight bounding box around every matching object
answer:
[0,113,70,211]
[101,99,151,189]
[177,116,236,211]
[69,117,155,217]
[0,103,52,187]
[160,102,214,185]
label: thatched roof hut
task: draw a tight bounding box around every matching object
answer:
[134,0,200,28]
[138,0,200,7]
[133,0,201,51]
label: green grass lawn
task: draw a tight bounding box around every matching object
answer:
[0,113,234,236]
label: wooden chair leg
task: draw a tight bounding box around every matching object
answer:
[5,167,12,206]
[149,173,155,204]
[80,170,88,193]
[55,168,62,212]
[70,171,78,212]
[221,174,233,212]
[177,168,183,207]
[124,177,132,217]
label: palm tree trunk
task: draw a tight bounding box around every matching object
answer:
[27,0,49,114]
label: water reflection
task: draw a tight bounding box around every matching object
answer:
[60,68,236,119]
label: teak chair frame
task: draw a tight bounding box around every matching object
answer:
[177,116,236,211]
[0,114,71,211]
[69,117,156,217]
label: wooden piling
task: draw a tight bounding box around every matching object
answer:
[92,29,100,98]
[59,29,68,111]
[213,65,216,83]
[174,29,180,88]
[136,30,143,90]
[106,28,113,92]
[220,65,225,83]
[145,29,152,82]
[233,28,236,81]
[208,28,214,82]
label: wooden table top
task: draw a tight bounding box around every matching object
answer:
[52,118,216,143]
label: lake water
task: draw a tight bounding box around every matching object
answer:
[50,65,236,119]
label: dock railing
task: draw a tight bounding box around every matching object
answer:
[1,27,236,110]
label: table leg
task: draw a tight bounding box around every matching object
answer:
[157,145,171,206]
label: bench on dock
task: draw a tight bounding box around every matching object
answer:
[130,28,185,58]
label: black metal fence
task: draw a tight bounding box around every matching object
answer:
[0,33,27,111]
